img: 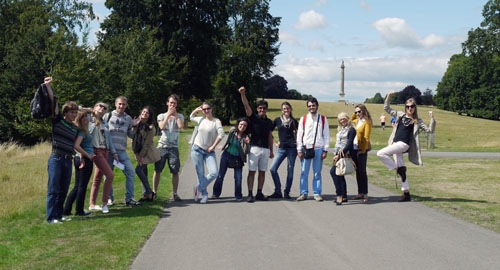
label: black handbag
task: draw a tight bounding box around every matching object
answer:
[227,154,243,168]
[303,115,320,159]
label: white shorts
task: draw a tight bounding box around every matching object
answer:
[248,146,270,172]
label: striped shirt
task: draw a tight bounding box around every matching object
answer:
[52,114,78,155]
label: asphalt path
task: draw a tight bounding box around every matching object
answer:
[131,149,500,270]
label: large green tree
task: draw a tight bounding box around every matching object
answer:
[435,0,500,119]
[0,0,95,144]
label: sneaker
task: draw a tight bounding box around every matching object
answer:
[102,205,109,213]
[284,191,291,199]
[61,216,72,222]
[125,199,141,206]
[235,197,243,202]
[296,194,307,201]
[107,198,114,206]
[152,192,157,199]
[200,195,208,204]
[194,185,199,202]
[268,192,283,199]
[255,193,268,201]
[211,195,220,199]
[314,195,324,202]
[89,205,102,211]
[247,195,255,203]
[48,219,62,224]
[173,194,182,202]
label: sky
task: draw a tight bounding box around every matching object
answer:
[86,0,485,102]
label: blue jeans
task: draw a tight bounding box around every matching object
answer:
[269,147,297,194]
[64,156,93,215]
[46,154,73,222]
[191,144,218,196]
[213,151,243,199]
[299,148,324,196]
[107,150,136,201]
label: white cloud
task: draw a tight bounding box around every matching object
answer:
[295,10,328,30]
[372,17,446,49]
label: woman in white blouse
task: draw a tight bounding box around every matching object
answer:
[190,102,225,203]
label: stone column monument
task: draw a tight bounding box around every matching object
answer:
[339,60,345,102]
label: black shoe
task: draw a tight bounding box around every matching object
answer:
[152,192,157,199]
[247,195,255,203]
[268,192,283,199]
[398,192,411,202]
[125,199,141,206]
[284,191,291,199]
[255,193,268,201]
[75,211,91,216]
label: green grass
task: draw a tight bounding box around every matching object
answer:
[1,100,500,269]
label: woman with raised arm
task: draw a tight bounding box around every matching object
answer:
[377,91,436,202]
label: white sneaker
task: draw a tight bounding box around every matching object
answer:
[102,205,109,213]
[194,185,199,202]
[107,198,114,206]
[48,219,62,224]
[61,216,72,222]
[200,195,208,204]
[89,205,102,211]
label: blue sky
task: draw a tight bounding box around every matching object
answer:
[86,0,485,102]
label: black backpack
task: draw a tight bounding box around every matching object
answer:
[30,83,54,119]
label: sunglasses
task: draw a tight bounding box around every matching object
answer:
[406,105,416,109]
[354,110,362,114]
[202,107,211,111]
[98,104,107,110]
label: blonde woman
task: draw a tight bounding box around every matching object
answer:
[63,109,96,216]
[377,91,436,202]
[88,102,117,213]
[350,104,372,202]
[329,112,356,205]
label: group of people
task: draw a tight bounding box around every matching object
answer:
[45,77,436,223]
[44,77,184,224]
[188,86,436,206]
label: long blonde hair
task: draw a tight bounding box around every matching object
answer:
[337,112,353,131]
[74,109,90,135]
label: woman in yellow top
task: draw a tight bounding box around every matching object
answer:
[350,104,373,202]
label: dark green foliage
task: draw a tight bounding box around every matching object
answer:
[435,0,500,120]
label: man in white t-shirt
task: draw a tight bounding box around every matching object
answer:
[153,94,184,201]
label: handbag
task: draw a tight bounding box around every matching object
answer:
[227,154,243,168]
[304,148,315,159]
[335,152,356,176]
[302,115,320,159]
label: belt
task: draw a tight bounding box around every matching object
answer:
[52,152,73,159]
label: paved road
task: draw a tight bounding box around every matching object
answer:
[131,149,500,270]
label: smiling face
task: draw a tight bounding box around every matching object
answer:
[238,120,248,132]
[115,98,128,115]
[140,108,150,121]
[282,104,291,117]
[354,107,364,118]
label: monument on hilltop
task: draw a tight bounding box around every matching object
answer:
[339,60,346,102]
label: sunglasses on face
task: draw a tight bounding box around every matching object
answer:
[355,110,362,114]
[98,104,107,110]
[202,107,211,111]
[406,105,416,109]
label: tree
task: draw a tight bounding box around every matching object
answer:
[0,0,95,144]
[287,89,303,100]
[264,74,288,98]
[435,0,500,119]
[398,85,422,104]
[421,88,435,106]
